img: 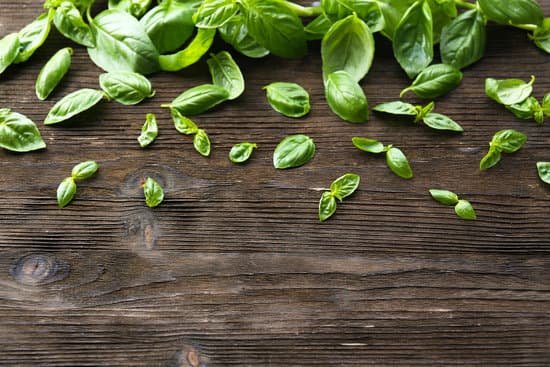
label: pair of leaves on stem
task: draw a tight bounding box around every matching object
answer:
[0,109,46,152]
[429,189,476,220]
[273,134,315,169]
[352,137,413,179]
[319,173,360,222]
[143,177,164,208]
[57,160,99,208]
[171,109,211,157]
[480,129,527,171]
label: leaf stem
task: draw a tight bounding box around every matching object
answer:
[512,23,538,32]
[285,2,322,17]
[453,0,476,10]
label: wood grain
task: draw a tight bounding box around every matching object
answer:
[1,1,550,366]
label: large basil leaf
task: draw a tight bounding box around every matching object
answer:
[393,0,433,79]
[193,0,239,28]
[325,71,369,123]
[88,9,159,75]
[109,0,152,18]
[478,0,543,26]
[0,109,46,152]
[158,28,216,71]
[15,10,54,63]
[321,0,385,33]
[273,134,316,169]
[264,82,310,118]
[163,84,230,115]
[207,51,245,100]
[0,33,20,75]
[218,16,269,58]
[401,63,462,99]
[428,0,456,43]
[44,89,106,125]
[35,47,72,101]
[54,1,95,48]
[99,71,155,105]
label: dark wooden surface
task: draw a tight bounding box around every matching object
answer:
[1,1,550,366]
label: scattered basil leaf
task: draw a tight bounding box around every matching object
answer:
[158,28,216,71]
[15,10,54,64]
[162,84,230,115]
[109,0,152,18]
[319,191,337,222]
[71,160,99,181]
[305,14,332,41]
[207,51,245,100]
[491,129,527,153]
[172,109,199,135]
[429,189,459,205]
[478,0,543,27]
[229,142,257,163]
[373,101,417,116]
[479,146,502,171]
[99,71,154,105]
[54,1,95,48]
[143,177,164,208]
[543,93,550,116]
[531,18,550,54]
[325,71,369,123]
[273,134,316,169]
[454,199,476,220]
[330,173,360,201]
[35,47,72,101]
[351,136,385,153]
[218,15,270,58]
[0,108,46,152]
[57,177,77,208]
[485,76,535,106]
[0,33,20,75]
[264,82,310,118]
[193,129,211,157]
[193,0,239,28]
[536,161,550,184]
[138,113,158,148]
[44,88,106,125]
[400,63,463,99]
[386,146,413,179]
[422,112,463,132]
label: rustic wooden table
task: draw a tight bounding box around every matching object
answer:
[1,1,550,366]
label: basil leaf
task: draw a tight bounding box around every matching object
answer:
[491,129,527,153]
[193,0,239,28]
[15,10,54,63]
[207,51,245,100]
[71,160,99,181]
[454,199,476,220]
[428,0,456,43]
[506,97,538,120]
[373,101,418,116]
[400,63,463,99]
[44,88,106,125]
[264,82,310,118]
[485,76,535,106]
[352,136,385,154]
[422,112,463,132]
[319,191,337,222]
[429,189,459,205]
[305,14,332,40]
[479,146,502,171]
[478,0,543,26]
[532,18,550,54]
[325,71,369,123]
[377,0,416,39]
[393,0,433,79]
[0,108,46,152]
[330,173,360,201]
[162,84,230,115]
[273,134,316,169]
[57,177,77,208]
[418,101,435,119]
[88,9,159,75]
[138,113,158,148]
[536,162,550,184]
[386,146,413,179]
[239,0,307,58]
[54,1,95,48]
[171,109,199,135]
[99,71,154,105]
[218,15,270,58]
[158,28,216,71]
[440,9,486,70]
[143,177,164,208]
[193,129,211,157]
[109,0,152,18]
[321,0,385,33]
[0,33,20,75]
[35,47,72,101]
[543,93,550,116]
[229,142,257,163]
[321,13,375,83]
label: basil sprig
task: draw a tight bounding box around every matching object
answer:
[138,113,158,148]
[143,177,164,208]
[207,51,245,100]
[400,63,463,99]
[273,134,316,169]
[480,129,527,170]
[0,109,46,152]
[319,173,360,222]
[229,142,257,163]
[429,189,477,220]
[35,47,73,100]
[352,136,413,179]
[485,76,535,106]
[57,160,99,208]
[264,82,310,118]
[171,109,211,157]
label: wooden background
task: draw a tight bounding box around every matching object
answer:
[1,1,550,366]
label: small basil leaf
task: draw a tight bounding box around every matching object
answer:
[171,109,199,135]
[532,18,550,54]
[305,14,332,41]
[536,162,550,184]
[54,2,95,48]
[330,173,360,201]
[193,129,211,157]
[479,146,502,171]
[352,136,385,154]
[138,113,158,148]
[44,89,106,125]
[71,160,99,181]
[264,82,310,118]
[207,51,245,100]
[143,177,164,208]
[15,10,54,63]
[386,147,413,179]
[491,129,527,153]
[400,64,463,99]
[57,177,77,208]
[193,0,239,28]
[0,33,20,75]
[325,71,369,123]
[99,71,154,105]
[478,0,543,26]
[35,47,72,101]
[319,191,337,222]
[373,101,418,116]
[543,93,550,116]
[273,134,316,169]
[109,0,152,18]
[229,142,257,163]
[158,28,216,71]
[422,112,463,132]
[485,76,535,106]
[218,15,270,58]
[163,84,230,116]
[429,189,459,205]
[454,199,476,220]
[506,97,538,120]
[418,101,435,119]
[0,108,46,152]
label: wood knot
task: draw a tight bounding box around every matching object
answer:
[10,253,70,285]
[171,345,208,367]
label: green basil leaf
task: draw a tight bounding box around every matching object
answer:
[305,14,332,40]
[386,146,413,179]
[478,0,543,26]
[88,9,159,75]
[138,113,158,148]
[109,0,152,18]
[321,13,374,83]
[273,134,316,169]
[325,71,369,123]
[264,82,310,118]
[54,1,95,48]
[393,0,433,79]
[377,0,416,40]
[193,129,211,157]
[532,18,550,54]
[44,88,106,125]
[352,136,385,153]
[218,15,270,58]
[0,33,20,75]
[400,63,463,99]
[15,10,54,63]
[330,173,360,201]
[162,84,230,115]
[229,142,257,163]
[491,129,527,153]
[422,112,463,132]
[418,101,435,119]
[479,146,502,170]
[99,71,154,105]
[429,189,459,205]
[321,0,385,33]
[542,93,550,116]
[143,177,164,208]
[158,28,216,71]
[71,160,99,181]
[57,177,77,208]
[373,101,418,116]
[171,109,199,135]
[193,0,238,28]
[35,47,72,101]
[536,161,550,184]
[319,191,337,222]
[207,51,245,100]
[454,199,476,220]
[506,97,538,120]
[485,76,535,106]
[239,0,307,58]
[0,108,46,152]
[428,0,456,43]
[440,9,486,70]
